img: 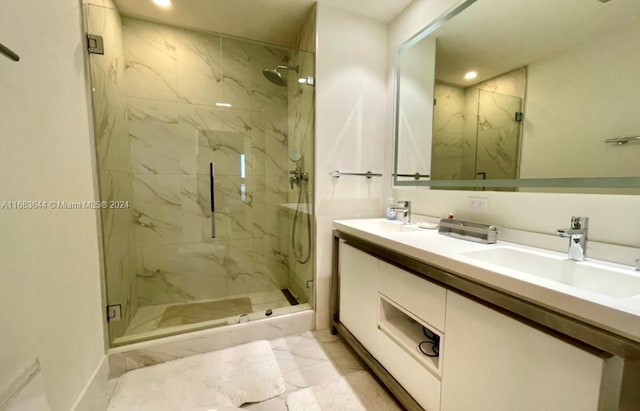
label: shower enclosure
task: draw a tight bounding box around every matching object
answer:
[85,3,315,345]
[431,81,522,190]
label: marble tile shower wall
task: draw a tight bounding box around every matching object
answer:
[86,3,139,339]
[121,17,294,307]
[286,7,316,304]
[475,90,521,181]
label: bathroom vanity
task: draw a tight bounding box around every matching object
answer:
[331,219,640,411]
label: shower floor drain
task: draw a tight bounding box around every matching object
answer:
[281,289,300,305]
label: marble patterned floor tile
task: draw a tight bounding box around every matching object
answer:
[105,330,378,410]
[108,354,127,379]
[318,337,355,360]
[92,377,118,411]
[332,353,367,376]
[270,333,332,366]
[242,396,287,411]
[280,360,343,394]
[270,337,329,374]
[302,329,339,343]
[124,349,183,371]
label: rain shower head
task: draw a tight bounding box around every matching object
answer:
[262,65,299,87]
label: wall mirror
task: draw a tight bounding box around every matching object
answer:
[393,0,640,193]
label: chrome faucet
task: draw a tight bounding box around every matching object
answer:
[394,200,412,224]
[289,168,308,189]
[556,216,589,261]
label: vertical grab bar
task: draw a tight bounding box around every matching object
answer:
[210,162,216,238]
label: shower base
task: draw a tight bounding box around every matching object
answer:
[114,289,307,346]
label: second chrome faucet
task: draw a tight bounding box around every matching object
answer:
[393,200,412,224]
[556,216,589,261]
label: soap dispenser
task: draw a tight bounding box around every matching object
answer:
[386,198,397,220]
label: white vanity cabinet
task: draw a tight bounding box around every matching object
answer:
[440,292,620,411]
[339,241,445,410]
[337,239,623,411]
[338,242,379,355]
[376,261,446,411]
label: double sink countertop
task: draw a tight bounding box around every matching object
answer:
[333,218,640,345]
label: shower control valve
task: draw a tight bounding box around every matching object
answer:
[289,169,308,189]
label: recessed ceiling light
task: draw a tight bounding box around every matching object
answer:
[215,102,232,108]
[153,0,171,8]
[464,71,478,80]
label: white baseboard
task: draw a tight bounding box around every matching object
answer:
[1,359,50,411]
[72,356,113,411]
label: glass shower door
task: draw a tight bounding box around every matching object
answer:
[86,3,315,345]
[475,89,522,182]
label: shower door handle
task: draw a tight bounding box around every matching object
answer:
[210,162,216,238]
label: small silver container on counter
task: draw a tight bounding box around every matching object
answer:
[438,219,498,244]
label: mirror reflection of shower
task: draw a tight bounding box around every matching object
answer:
[288,150,311,264]
[262,65,299,87]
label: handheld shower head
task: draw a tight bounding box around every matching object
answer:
[262,65,299,87]
[288,150,302,163]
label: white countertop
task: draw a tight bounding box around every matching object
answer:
[333,218,640,344]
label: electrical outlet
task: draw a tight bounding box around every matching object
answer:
[467,197,488,211]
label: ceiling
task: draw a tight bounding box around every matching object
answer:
[430,0,640,87]
[113,0,414,48]
[320,0,413,23]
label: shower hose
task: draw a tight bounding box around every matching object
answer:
[292,176,311,265]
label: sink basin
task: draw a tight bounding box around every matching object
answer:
[463,247,640,298]
[349,219,421,234]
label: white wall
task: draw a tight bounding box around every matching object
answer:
[0,0,106,409]
[521,23,640,179]
[396,37,435,177]
[315,4,388,328]
[383,0,464,202]
[387,0,640,254]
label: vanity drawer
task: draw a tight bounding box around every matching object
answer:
[377,328,441,410]
[378,260,446,332]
